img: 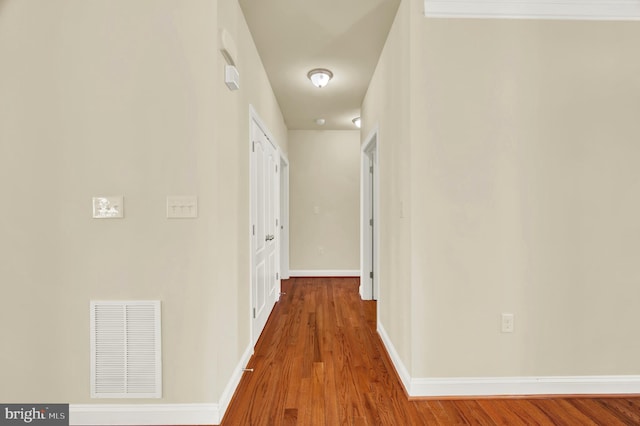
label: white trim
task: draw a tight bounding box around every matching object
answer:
[280,155,290,280]
[377,320,412,394]
[410,376,640,397]
[289,269,360,277]
[378,321,640,397]
[249,106,279,148]
[360,126,380,301]
[71,343,254,425]
[69,404,218,426]
[425,0,640,20]
[218,343,254,420]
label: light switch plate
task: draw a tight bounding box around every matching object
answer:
[167,196,198,218]
[92,196,124,219]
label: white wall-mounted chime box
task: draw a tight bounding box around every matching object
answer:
[225,65,240,91]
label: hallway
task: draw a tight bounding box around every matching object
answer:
[220,278,640,425]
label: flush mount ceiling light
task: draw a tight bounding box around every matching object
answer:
[307,68,333,88]
[352,117,361,128]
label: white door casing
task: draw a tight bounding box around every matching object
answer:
[279,157,290,280]
[250,112,280,346]
[361,127,379,301]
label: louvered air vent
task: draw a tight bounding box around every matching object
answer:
[90,301,162,398]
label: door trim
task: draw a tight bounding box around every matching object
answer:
[360,125,380,300]
[279,156,290,280]
[249,105,282,346]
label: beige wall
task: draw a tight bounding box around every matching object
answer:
[0,0,286,405]
[364,0,640,380]
[289,130,360,271]
[215,0,288,399]
[412,15,640,378]
[361,0,414,374]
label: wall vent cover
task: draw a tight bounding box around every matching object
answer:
[90,301,162,398]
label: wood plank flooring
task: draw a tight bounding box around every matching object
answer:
[220,277,640,425]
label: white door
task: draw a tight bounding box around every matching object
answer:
[251,119,280,345]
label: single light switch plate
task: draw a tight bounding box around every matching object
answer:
[93,196,124,219]
[167,196,198,218]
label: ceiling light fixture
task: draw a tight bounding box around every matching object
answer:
[352,117,361,128]
[307,68,333,88]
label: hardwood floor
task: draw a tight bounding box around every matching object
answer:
[220,277,640,425]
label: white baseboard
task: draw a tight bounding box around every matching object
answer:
[410,375,640,397]
[289,269,360,277]
[377,320,412,394]
[69,403,219,425]
[377,320,640,397]
[70,343,254,425]
[424,0,640,20]
[217,342,254,420]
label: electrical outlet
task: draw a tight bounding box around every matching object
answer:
[501,313,514,333]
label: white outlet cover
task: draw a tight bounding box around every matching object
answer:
[501,313,514,333]
[92,196,124,219]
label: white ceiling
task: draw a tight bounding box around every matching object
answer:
[239,0,400,130]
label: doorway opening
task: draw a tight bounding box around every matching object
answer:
[279,157,290,280]
[360,126,379,301]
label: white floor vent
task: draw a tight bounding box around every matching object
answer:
[90,301,162,398]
